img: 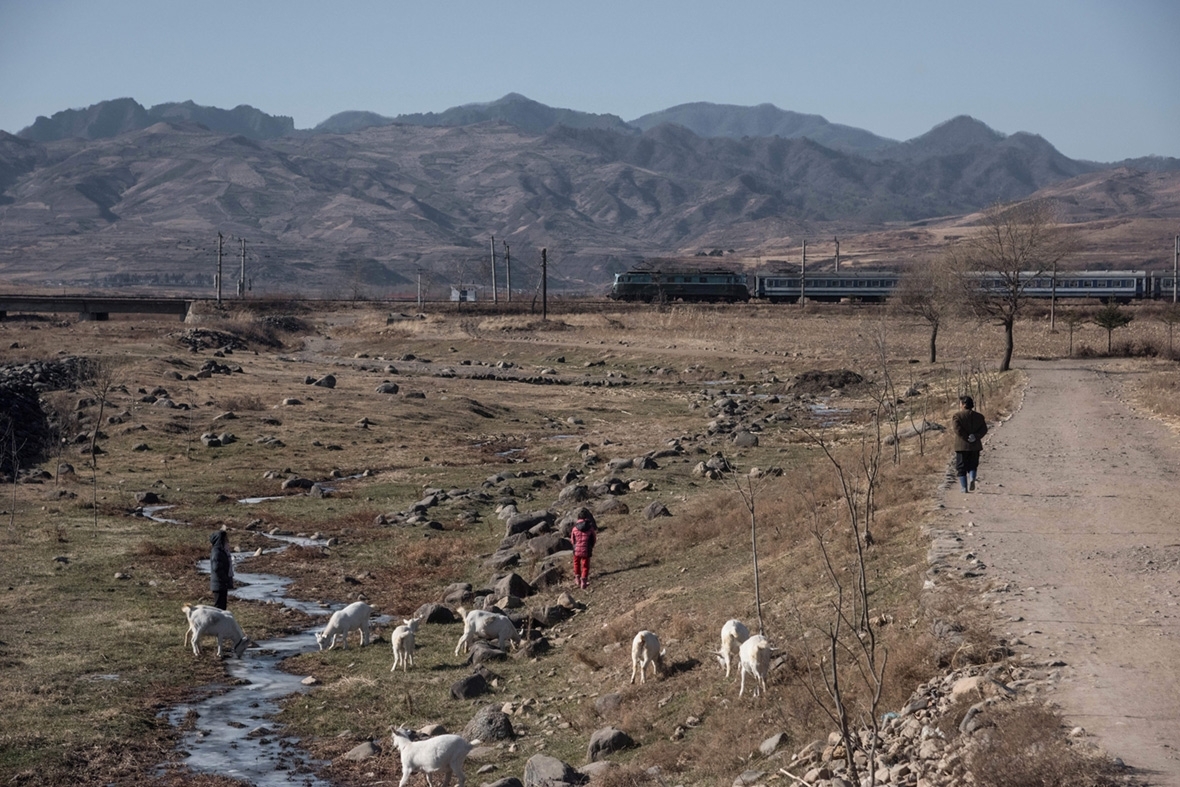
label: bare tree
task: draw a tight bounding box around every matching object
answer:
[892,256,955,363]
[1059,309,1088,357]
[76,359,123,529]
[953,200,1075,371]
[795,428,887,785]
[729,472,767,635]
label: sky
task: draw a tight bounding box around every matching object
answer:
[1,1,1178,163]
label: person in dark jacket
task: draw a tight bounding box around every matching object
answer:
[951,395,988,492]
[209,528,234,610]
[570,513,598,589]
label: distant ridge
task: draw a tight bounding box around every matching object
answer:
[19,98,294,142]
[316,93,633,136]
[629,102,897,154]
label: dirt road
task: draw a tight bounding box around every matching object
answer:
[946,360,1180,784]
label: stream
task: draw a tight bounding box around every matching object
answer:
[145,505,363,786]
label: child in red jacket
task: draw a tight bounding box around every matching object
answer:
[570,513,597,589]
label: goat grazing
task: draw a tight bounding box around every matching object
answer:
[629,630,667,685]
[454,608,521,655]
[717,618,750,679]
[315,601,373,651]
[182,604,249,659]
[390,617,420,672]
[391,729,473,787]
[738,634,770,698]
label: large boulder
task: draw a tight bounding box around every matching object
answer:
[450,672,489,700]
[587,727,635,762]
[490,572,534,599]
[413,603,457,624]
[463,704,516,741]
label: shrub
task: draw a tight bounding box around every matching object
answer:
[968,703,1120,787]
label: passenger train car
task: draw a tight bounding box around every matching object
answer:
[611,266,1174,304]
[609,268,750,302]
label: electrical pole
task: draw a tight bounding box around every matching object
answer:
[541,248,548,321]
[800,239,806,307]
[1050,261,1057,332]
[238,238,246,298]
[490,236,498,304]
[504,241,511,302]
[1174,235,1178,304]
[834,237,840,272]
[216,232,223,306]
[417,268,423,312]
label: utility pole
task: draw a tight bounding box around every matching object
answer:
[1050,261,1057,332]
[490,236,498,304]
[1174,235,1178,304]
[800,239,806,307]
[504,241,511,302]
[541,248,548,320]
[834,237,840,272]
[417,268,423,312]
[216,232,223,306]
[238,238,246,298]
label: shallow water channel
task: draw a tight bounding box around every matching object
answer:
[146,505,361,786]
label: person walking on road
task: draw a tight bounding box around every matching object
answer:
[952,395,988,492]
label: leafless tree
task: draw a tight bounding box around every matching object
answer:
[729,472,767,635]
[892,255,956,363]
[1151,304,1180,359]
[1059,309,1088,357]
[76,358,123,529]
[952,200,1075,371]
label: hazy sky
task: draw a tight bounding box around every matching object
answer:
[2,1,1177,162]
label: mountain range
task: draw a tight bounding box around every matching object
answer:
[2,94,1178,296]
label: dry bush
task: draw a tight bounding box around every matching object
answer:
[967,703,1121,787]
[218,394,265,411]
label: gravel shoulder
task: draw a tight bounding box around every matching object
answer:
[946,359,1180,785]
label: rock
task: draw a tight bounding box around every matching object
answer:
[523,754,587,787]
[313,374,337,388]
[135,491,161,505]
[468,641,508,665]
[594,693,622,717]
[463,704,516,741]
[732,770,765,786]
[587,727,635,761]
[413,603,456,624]
[282,477,314,490]
[491,572,534,599]
[578,761,618,779]
[450,673,489,700]
[506,509,555,537]
[342,740,381,760]
[759,732,789,757]
[731,431,759,448]
[530,565,565,591]
[643,501,672,519]
[375,382,400,394]
[483,780,523,787]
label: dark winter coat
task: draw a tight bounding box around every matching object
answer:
[209,530,234,592]
[570,520,597,557]
[952,409,988,452]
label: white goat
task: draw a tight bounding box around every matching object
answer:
[629,630,667,685]
[315,601,373,651]
[390,617,420,672]
[391,729,473,787]
[738,634,770,698]
[182,604,249,659]
[453,608,521,655]
[717,618,750,679]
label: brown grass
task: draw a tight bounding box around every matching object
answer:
[0,301,1148,785]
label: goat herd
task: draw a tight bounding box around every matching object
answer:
[182,599,773,786]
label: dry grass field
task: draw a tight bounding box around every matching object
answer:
[0,297,1170,786]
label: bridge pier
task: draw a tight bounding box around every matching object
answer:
[79,312,110,321]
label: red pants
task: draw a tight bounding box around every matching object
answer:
[573,554,591,582]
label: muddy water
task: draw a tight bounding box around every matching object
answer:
[147,507,356,785]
